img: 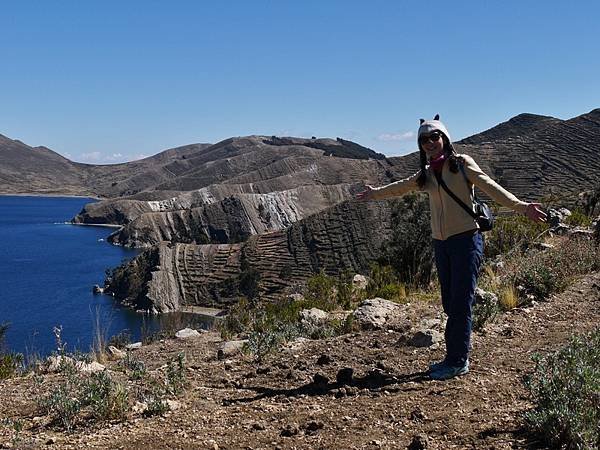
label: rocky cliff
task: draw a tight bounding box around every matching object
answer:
[106,199,398,312]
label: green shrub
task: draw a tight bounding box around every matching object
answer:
[0,323,24,379]
[165,352,187,396]
[379,193,434,287]
[0,353,23,380]
[565,209,593,227]
[364,263,408,302]
[120,352,147,380]
[303,270,337,311]
[485,214,549,259]
[144,395,169,417]
[525,329,600,449]
[40,381,81,431]
[82,371,129,421]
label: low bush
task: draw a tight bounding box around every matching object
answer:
[39,378,82,431]
[0,323,24,380]
[165,352,187,396]
[565,209,593,228]
[525,329,600,449]
[82,371,129,421]
[366,263,407,301]
[506,238,600,303]
[485,214,549,259]
[472,290,499,331]
[379,193,434,287]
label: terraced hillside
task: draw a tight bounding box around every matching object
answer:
[108,200,395,312]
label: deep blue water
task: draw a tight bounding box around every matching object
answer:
[0,196,159,356]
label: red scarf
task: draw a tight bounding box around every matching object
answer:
[429,152,447,173]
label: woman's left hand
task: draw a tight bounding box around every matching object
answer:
[525,203,547,223]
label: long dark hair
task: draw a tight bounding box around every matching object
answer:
[416,134,461,188]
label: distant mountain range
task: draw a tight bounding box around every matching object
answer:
[3,109,599,311]
[3,109,599,202]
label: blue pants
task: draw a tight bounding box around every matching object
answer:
[433,231,484,366]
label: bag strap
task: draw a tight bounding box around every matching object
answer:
[434,171,478,219]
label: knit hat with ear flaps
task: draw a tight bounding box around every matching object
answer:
[418,114,452,149]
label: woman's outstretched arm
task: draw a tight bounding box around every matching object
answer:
[461,154,547,222]
[356,171,420,201]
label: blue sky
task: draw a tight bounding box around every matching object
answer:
[1,1,599,163]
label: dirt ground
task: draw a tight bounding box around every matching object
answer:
[1,272,599,450]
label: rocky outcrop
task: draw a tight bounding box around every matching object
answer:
[107,200,396,312]
[107,184,356,247]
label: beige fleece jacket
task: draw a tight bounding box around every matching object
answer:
[371,154,529,240]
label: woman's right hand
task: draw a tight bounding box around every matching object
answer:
[356,185,377,202]
[525,203,547,223]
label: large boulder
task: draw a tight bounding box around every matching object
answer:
[353,298,400,330]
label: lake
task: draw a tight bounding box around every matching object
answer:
[0,195,208,357]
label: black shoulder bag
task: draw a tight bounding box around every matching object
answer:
[434,166,494,232]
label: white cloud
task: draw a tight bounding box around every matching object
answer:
[75,151,142,164]
[376,131,415,142]
[78,151,102,162]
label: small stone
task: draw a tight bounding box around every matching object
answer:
[288,293,305,302]
[126,342,142,350]
[107,345,126,359]
[312,373,330,386]
[336,367,354,385]
[316,354,333,365]
[408,330,443,348]
[304,420,324,432]
[252,422,266,431]
[345,386,359,396]
[45,437,55,445]
[300,308,329,324]
[334,387,347,398]
[353,298,400,330]
[280,423,300,437]
[166,400,182,410]
[409,408,426,422]
[133,402,148,414]
[352,274,368,290]
[408,433,429,449]
[78,361,106,373]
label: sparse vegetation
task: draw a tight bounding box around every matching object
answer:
[0,323,24,380]
[525,329,600,450]
[503,238,600,303]
[82,370,129,421]
[484,214,549,259]
[472,290,499,331]
[380,193,434,287]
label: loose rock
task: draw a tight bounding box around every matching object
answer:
[175,328,201,339]
[408,330,443,348]
[353,298,400,330]
[217,340,247,360]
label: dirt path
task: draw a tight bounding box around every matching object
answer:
[2,272,599,449]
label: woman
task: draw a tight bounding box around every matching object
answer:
[357,115,546,380]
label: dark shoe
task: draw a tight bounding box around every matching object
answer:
[429,360,469,380]
[428,358,448,373]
